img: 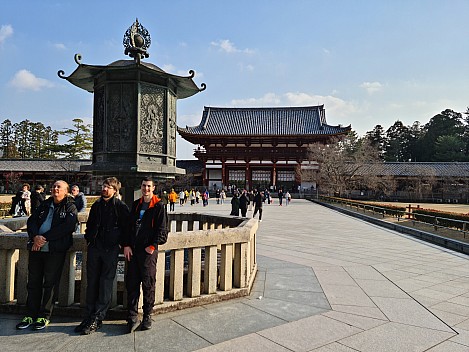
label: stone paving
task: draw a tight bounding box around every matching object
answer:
[2,198,469,351]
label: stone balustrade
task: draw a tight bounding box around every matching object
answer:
[0,212,257,317]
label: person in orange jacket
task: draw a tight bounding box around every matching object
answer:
[168,189,177,211]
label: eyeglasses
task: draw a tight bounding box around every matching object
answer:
[101,184,114,190]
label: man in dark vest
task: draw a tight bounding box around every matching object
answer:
[75,177,130,335]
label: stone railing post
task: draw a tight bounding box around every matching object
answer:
[233,242,247,288]
[58,251,76,306]
[155,250,166,304]
[80,249,88,307]
[204,245,217,294]
[220,244,233,291]
[187,247,201,297]
[0,249,16,303]
[169,249,184,301]
[16,249,29,305]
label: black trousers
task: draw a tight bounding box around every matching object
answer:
[169,202,175,211]
[26,250,66,320]
[126,249,157,320]
[85,245,120,321]
[240,207,247,217]
[253,206,263,220]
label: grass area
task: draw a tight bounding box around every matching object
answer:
[329,201,469,244]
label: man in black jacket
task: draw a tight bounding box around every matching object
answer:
[75,177,130,335]
[123,177,168,333]
[16,180,78,331]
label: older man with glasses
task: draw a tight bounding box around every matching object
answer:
[75,177,130,335]
[16,180,78,331]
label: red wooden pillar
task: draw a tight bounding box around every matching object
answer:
[272,162,277,187]
[221,160,226,189]
[202,162,207,187]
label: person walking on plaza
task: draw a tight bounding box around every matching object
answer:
[215,188,221,204]
[22,183,32,215]
[248,190,254,211]
[179,190,185,206]
[30,185,46,214]
[16,180,78,331]
[189,189,196,206]
[71,184,87,213]
[220,189,226,204]
[123,177,168,333]
[168,188,177,211]
[203,189,209,206]
[239,190,249,218]
[230,192,240,216]
[253,190,264,222]
[278,188,284,206]
[75,177,130,335]
[160,190,169,211]
[285,191,291,206]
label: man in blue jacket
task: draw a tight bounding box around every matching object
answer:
[16,180,78,331]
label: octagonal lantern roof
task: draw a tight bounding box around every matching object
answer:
[58,56,205,99]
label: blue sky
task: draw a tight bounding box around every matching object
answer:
[1,0,468,159]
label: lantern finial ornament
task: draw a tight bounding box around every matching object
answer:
[123,18,151,64]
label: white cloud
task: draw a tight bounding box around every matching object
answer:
[54,43,67,50]
[238,63,255,72]
[231,92,358,119]
[360,81,383,94]
[322,48,330,55]
[10,69,54,91]
[210,39,254,54]
[231,93,282,106]
[0,24,13,44]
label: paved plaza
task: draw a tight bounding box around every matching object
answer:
[2,198,469,351]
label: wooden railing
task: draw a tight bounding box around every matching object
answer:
[0,212,257,317]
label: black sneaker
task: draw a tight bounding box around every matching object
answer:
[74,318,90,333]
[127,319,141,333]
[32,317,49,330]
[141,315,152,331]
[81,319,102,335]
[16,316,34,330]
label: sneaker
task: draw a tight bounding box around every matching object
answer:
[127,319,141,333]
[74,318,90,333]
[141,315,152,331]
[81,318,102,335]
[16,316,34,330]
[32,317,49,330]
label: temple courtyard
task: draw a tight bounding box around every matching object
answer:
[1,198,469,351]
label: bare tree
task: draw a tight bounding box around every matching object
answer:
[307,136,381,196]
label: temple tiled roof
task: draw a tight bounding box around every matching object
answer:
[0,159,91,172]
[352,162,469,177]
[178,106,351,136]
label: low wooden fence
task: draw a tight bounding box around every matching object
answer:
[0,212,257,317]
